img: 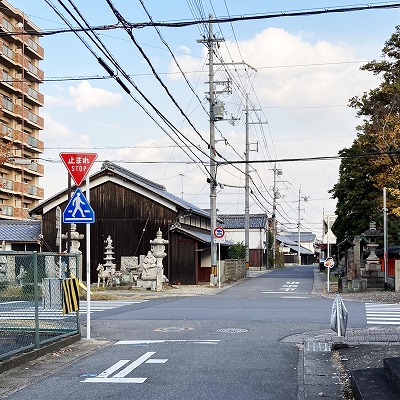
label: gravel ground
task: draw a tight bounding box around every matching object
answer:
[322,290,400,304]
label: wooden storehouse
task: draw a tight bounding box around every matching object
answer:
[29,161,213,284]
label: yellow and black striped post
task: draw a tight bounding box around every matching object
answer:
[62,278,80,315]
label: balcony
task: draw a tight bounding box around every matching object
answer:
[12,181,44,200]
[7,127,44,153]
[11,103,44,130]
[23,36,44,60]
[12,80,44,107]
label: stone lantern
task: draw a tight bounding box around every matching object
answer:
[361,221,385,289]
[150,228,169,291]
[363,221,382,271]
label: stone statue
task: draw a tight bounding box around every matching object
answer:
[141,251,157,281]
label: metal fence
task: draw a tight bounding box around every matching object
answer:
[0,251,80,360]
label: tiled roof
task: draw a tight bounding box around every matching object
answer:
[0,220,41,242]
[279,231,316,243]
[171,224,232,246]
[219,214,268,229]
[276,234,314,255]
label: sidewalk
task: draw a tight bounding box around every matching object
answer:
[297,270,400,400]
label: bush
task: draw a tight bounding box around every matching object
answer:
[0,281,8,292]
[22,284,35,296]
[227,242,246,259]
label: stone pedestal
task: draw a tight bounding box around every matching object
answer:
[395,260,400,292]
[351,278,367,292]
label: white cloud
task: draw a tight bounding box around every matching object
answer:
[44,94,68,107]
[169,27,375,108]
[68,81,123,112]
[41,111,72,142]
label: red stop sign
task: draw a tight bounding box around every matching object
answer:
[60,153,97,186]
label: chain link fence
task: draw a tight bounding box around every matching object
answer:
[0,252,80,360]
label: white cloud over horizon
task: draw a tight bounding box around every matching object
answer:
[68,81,123,112]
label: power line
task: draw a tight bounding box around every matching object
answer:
[45,0,212,178]
[14,3,400,34]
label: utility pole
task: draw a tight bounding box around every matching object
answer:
[271,165,282,267]
[198,15,224,284]
[297,188,301,266]
[297,187,309,266]
[244,96,250,277]
[383,187,388,287]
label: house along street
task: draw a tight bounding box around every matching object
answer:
[3,265,370,400]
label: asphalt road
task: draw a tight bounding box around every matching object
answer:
[4,265,368,400]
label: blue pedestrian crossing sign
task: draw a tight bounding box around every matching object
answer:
[63,188,95,223]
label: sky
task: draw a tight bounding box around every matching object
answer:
[10,0,400,239]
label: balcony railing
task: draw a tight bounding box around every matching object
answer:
[2,18,13,33]
[1,205,13,216]
[2,71,13,86]
[2,97,13,112]
[28,185,38,196]
[1,124,13,139]
[1,178,13,190]
[2,43,13,60]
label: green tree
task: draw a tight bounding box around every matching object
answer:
[331,26,400,245]
[227,242,246,259]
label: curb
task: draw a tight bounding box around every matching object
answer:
[0,332,81,374]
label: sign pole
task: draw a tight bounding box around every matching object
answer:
[327,266,330,293]
[218,242,221,289]
[85,174,91,340]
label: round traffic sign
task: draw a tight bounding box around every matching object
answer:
[324,258,334,268]
[214,227,225,239]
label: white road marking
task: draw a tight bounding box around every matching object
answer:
[82,352,167,384]
[115,339,220,345]
[365,303,400,325]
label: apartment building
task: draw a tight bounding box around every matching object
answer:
[0,0,44,220]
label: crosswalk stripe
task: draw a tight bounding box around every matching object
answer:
[365,303,400,326]
[0,300,148,320]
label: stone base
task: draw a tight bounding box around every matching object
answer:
[350,278,368,292]
[361,270,385,289]
[365,262,381,272]
[136,279,156,290]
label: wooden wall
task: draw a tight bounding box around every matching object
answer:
[41,181,178,282]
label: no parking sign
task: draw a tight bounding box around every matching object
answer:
[214,227,225,243]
